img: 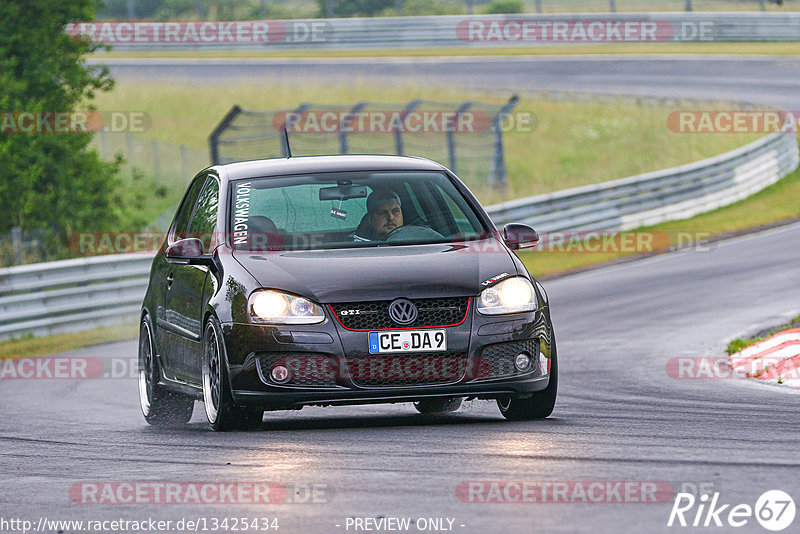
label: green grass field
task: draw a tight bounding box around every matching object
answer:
[93,80,760,209]
[518,153,800,277]
[94,42,800,60]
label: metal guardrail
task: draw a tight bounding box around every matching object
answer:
[101,13,800,50]
[0,254,152,340]
[0,132,797,340]
[485,132,799,231]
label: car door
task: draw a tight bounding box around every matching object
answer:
[155,175,206,379]
[164,174,220,383]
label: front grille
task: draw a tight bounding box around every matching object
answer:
[471,339,539,380]
[256,353,339,387]
[345,353,468,387]
[330,297,470,330]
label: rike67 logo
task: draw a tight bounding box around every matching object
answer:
[668,490,795,531]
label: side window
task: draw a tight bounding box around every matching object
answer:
[188,177,219,238]
[172,176,207,242]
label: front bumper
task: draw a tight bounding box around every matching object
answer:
[221,305,554,410]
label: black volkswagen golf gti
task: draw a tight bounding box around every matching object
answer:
[139,155,557,430]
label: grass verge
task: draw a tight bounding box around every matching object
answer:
[726,315,800,355]
[92,42,800,60]
[93,80,760,206]
[518,149,800,278]
[0,322,138,360]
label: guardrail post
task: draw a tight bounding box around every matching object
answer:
[339,101,369,155]
[609,0,616,12]
[208,105,242,165]
[11,227,22,266]
[489,95,519,190]
[685,0,692,10]
[448,101,474,174]
[396,99,422,156]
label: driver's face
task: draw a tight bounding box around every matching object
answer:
[369,202,403,238]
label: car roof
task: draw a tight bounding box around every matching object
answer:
[214,155,447,181]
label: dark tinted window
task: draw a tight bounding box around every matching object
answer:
[172,176,207,242]
[188,177,220,236]
[229,171,487,251]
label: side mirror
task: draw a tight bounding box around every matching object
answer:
[503,223,539,250]
[166,238,212,265]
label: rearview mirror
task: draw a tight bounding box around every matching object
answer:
[319,184,368,201]
[503,223,539,250]
[166,238,212,265]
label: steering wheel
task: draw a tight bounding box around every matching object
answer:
[385,225,444,242]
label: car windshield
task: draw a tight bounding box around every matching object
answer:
[229,171,488,251]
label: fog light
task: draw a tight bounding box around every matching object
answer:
[514,352,532,372]
[271,364,291,384]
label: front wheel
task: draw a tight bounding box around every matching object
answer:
[497,342,558,421]
[202,318,263,431]
[138,317,194,426]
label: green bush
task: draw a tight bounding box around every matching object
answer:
[483,0,524,14]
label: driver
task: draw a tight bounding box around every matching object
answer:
[353,189,404,241]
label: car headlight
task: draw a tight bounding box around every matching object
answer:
[248,290,325,324]
[477,277,538,315]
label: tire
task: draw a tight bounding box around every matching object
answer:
[138,317,194,426]
[414,397,463,414]
[497,338,558,421]
[202,317,263,431]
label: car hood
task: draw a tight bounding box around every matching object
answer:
[231,239,519,303]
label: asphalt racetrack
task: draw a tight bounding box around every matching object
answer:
[2,55,800,533]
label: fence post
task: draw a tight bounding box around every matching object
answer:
[126,134,134,165]
[280,103,312,158]
[339,102,369,155]
[489,95,519,190]
[685,0,692,10]
[181,145,189,183]
[99,130,108,159]
[208,105,242,165]
[758,0,766,10]
[447,102,473,174]
[11,226,22,266]
[152,140,160,184]
[609,0,616,12]
[395,0,403,15]
[396,99,423,155]
[326,0,334,18]
[535,0,542,13]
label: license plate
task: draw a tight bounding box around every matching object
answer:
[369,330,446,354]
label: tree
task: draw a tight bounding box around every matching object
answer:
[314,0,394,17]
[0,0,122,250]
[483,0,524,15]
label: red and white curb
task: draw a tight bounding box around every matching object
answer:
[729,328,800,387]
